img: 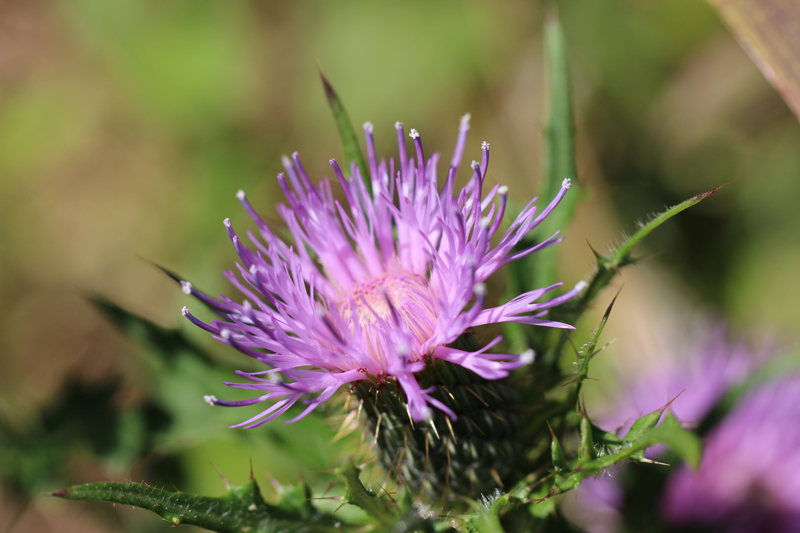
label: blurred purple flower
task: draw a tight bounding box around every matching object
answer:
[181,117,584,427]
[663,374,800,532]
[562,329,763,532]
[598,328,757,433]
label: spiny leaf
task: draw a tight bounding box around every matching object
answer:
[566,294,616,404]
[318,67,369,186]
[51,478,343,533]
[465,492,519,533]
[337,460,396,524]
[570,186,723,319]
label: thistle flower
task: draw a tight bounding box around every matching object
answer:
[663,374,800,532]
[181,116,583,428]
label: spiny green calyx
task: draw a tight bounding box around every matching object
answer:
[355,356,524,499]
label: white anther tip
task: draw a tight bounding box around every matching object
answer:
[481,141,490,149]
[460,113,471,126]
[181,306,189,316]
[562,178,572,189]
[409,128,419,139]
[236,190,245,200]
[520,349,535,365]
[220,329,231,339]
[473,282,487,296]
[223,218,232,228]
[281,154,292,165]
[395,121,403,129]
[204,395,218,406]
[470,160,479,169]
[575,280,588,292]
[180,281,193,295]
[498,185,509,195]
[363,121,373,132]
[315,306,326,318]
[480,216,492,229]
[249,264,257,275]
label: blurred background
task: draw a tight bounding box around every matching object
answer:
[1,1,798,531]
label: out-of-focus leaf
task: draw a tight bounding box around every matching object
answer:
[319,68,369,185]
[52,477,344,533]
[89,294,214,366]
[532,10,582,291]
[707,0,800,120]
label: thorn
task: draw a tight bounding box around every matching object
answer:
[249,457,254,481]
[490,469,504,488]
[445,417,457,444]
[405,403,415,430]
[208,460,230,488]
[639,458,670,466]
[372,413,383,448]
[462,386,488,407]
[429,419,440,440]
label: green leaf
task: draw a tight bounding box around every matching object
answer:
[546,421,568,472]
[530,10,583,294]
[646,412,702,470]
[318,68,369,187]
[706,0,800,120]
[89,294,214,366]
[337,460,396,525]
[569,186,724,323]
[465,493,519,533]
[52,477,344,533]
[566,294,616,405]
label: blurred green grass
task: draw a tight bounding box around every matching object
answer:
[1,1,799,531]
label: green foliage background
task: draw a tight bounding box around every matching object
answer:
[1,1,798,531]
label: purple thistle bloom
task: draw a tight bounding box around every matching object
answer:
[663,374,800,532]
[181,116,584,428]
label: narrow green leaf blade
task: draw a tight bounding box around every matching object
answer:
[573,186,723,317]
[532,10,582,291]
[609,186,724,266]
[319,68,369,184]
[52,479,342,533]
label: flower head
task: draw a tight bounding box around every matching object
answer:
[663,374,800,531]
[182,117,582,427]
